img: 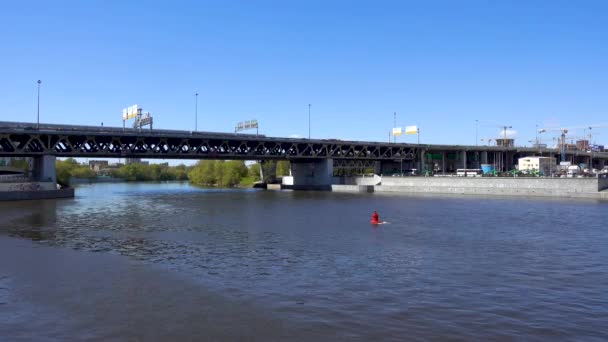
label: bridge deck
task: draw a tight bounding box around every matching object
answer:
[0,121,606,161]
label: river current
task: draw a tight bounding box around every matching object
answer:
[1,182,607,341]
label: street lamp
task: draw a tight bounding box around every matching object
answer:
[308,104,311,139]
[538,128,546,156]
[37,80,41,129]
[475,119,478,146]
[194,92,198,131]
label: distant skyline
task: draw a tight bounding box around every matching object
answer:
[2,0,608,150]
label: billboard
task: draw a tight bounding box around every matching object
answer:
[122,105,140,120]
[405,125,418,135]
[392,127,403,136]
[235,119,259,132]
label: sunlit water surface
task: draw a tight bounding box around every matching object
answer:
[1,182,607,340]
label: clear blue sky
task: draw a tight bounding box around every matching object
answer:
[1,0,608,147]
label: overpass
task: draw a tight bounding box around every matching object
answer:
[1,121,608,189]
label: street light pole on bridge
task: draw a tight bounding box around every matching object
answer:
[308,104,311,139]
[37,80,41,129]
[194,92,199,131]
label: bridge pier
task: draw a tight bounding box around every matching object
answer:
[481,151,488,165]
[33,155,56,184]
[286,159,334,190]
[461,150,467,169]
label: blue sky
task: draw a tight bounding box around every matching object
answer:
[1,0,608,148]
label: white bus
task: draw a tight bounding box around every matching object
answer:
[456,169,483,177]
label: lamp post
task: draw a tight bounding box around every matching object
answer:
[475,119,478,146]
[308,104,311,139]
[194,92,198,131]
[37,80,41,129]
[538,128,546,156]
[502,125,512,172]
[588,126,593,170]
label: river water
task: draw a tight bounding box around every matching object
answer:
[1,182,607,341]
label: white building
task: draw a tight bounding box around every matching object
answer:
[518,156,557,176]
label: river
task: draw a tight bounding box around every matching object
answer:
[1,182,607,341]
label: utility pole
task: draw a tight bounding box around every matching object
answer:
[37,80,41,129]
[194,92,198,131]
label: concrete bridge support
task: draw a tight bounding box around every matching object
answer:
[288,159,334,190]
[461,151,467,169]
[33,155,56,184]
[419,149,426,173]
[481,151,488,165]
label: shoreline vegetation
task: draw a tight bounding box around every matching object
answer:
[56,158,290,188]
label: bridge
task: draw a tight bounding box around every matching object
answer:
[1,121,608,189]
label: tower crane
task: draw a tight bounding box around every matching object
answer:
[538,124,608,162]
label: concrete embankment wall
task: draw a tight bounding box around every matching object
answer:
[0,188,74,201]
[331,185,374,193]
[375,176,607,199]
[0,182,56,191]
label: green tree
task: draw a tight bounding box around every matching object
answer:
[188,160,217,185]
[55,158,96,185]
[248,163,261,181]
[276,160,290,176]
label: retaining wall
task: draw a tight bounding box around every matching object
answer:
[0,188,74,201]
[0,182,55,191]
[331,185,374,193]
[375,176,607,199]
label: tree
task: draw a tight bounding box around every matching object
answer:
[276,160,291,176]
[248,163,261,181]
[189,160,217,185]
[55,158,96,185]
[188,160,251,187]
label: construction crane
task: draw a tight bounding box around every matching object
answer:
[480,123,515,172]
[480,123,514,146]
[538,124,608,162]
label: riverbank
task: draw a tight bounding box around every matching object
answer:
[331,176,608,200]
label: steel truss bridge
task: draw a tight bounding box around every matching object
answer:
[0,122,420,162]
[1,121,607,168]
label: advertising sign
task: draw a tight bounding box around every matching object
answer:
[405,125,418,135]
[122,105,140,121]
[392,127,403,136]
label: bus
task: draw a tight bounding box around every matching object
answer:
[456,169,483,177]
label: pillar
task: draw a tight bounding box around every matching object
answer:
[481,151,488,165]
[441,152,446,175]
[373,161,382,175]
[289,159,334,190]
[33,155,56,184]
[420,149,426,173]
[462,151,467,169]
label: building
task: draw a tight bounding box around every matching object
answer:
[576,140,590,151]
[89,160,109,172]
[518,156,557,176]
[125,158,148,165]
[495,138,514,147]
